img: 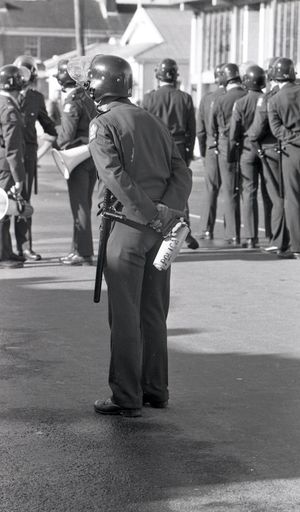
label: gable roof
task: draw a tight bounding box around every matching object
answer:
[122,6,192,62]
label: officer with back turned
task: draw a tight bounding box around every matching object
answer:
[197,63,225,240]
[211,63,247,245]
[268,57,300,259]
[13,55,57,261]
[248,58,290,255]
[142,58,198,249]
[0,65,27,268]
[228,64,266,248]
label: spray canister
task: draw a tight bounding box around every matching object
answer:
[153,221,190,271]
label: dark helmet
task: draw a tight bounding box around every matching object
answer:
[271,57,296,82]
[243,65,266,91]
[86,54,132,102]
[55,59,76,89]
[264,56,280,80]
[13,55,38,82]
[0,64,30,91]
[220,63,240,86]
[155,58,178,83]
[214,63,226,85]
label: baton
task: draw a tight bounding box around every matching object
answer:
[93,189,112,303]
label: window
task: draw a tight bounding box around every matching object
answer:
[24,36,40,58]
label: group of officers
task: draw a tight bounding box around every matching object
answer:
[1,54,300,270]
[197,57,300,259]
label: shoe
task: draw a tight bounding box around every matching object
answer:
[242,238,259,249]
[22,249,42,261]
[10,252,26,262]
[143,394,168,409]
[199,231,214,240]
[225,237,240,246]
[0,259,23,269]
[277,249,295,259]
[59,252,75,262]
[94,398,142,417]
[185,234,199,250]
[293,252,300,259]
[262,245,279,253]
[60,254,93,266]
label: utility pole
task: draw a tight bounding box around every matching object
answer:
[74,0,85,56]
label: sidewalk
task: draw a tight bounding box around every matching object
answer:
[1,155,300,512]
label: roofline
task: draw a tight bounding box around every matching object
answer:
[0,28,114,37]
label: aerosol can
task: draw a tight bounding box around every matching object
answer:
[153,221,190,271]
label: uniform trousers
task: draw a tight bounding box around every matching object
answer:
[260,147,289,250]
[259,166,273,240]
[240,150,261,239]
[218,143,241,240]
[282,145,300,253]
[176,142,193,228]
[15,143,37,253]
[0,171,14,260]
[200,148,221,235]
[67,157,96,257]
[105,220,170,409]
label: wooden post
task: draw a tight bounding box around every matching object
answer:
[74,0,85,56]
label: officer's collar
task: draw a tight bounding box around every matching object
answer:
[0,90,20,108]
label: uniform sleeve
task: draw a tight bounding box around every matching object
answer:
[2,108,25,183]
[37,94,57,137]
[228,100,243,161]
[56,99,81,149]
[160,139,192,211]
[89,120,158,223]
[196,96,207,157]
[248,96,269,142]
[267,96,293,141]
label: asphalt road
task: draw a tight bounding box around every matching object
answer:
[1,155,300,512]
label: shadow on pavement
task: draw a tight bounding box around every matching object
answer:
[1,277,300,511]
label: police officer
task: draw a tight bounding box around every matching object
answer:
[13,55,57,261]
[248,58,290,254]
[211,63,247,244]
[268,57,300,259]
[55,59,97,265]
[228,65,266,248]
[142,58,198,249]
[197,63,225,239]
[81,54,192,417]
[0,65,27,268]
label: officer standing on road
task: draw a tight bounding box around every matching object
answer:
[211,63,247,245]
[55,59,97,266]
[197,63,225,240]
[13,55,57,261]
[228,65,266,248]
[268,57,300,259]
[142,58,198,249]
[79,54,192,417]
[0,65,27,269]
[248,58,290,255]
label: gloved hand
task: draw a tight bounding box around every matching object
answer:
[149,203,184,236]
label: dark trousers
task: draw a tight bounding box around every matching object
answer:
[105,220,170,409]
[261,148,289,250]
[200,148,221,234]
[0,170,14,260]
[282,146,300,253]
[240,153,260,239]
[259,166,273,240]
[176,142,193,231]
[15,144,37,253]
[218,144,240,240]
[67,158,96,257]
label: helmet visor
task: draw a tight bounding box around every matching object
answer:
[19,66,31,85]
[67,56,93,86]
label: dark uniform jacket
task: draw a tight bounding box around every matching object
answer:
[0,92,26,184]
[89,99,192,224]
[142,85,196,156]
[228,90,263,158]
[248,87,279,148]
[268,82,300,146]
[197,87,225,157]
[19,88,57,146]
[211,85,247,147]
[57,87,97,149]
